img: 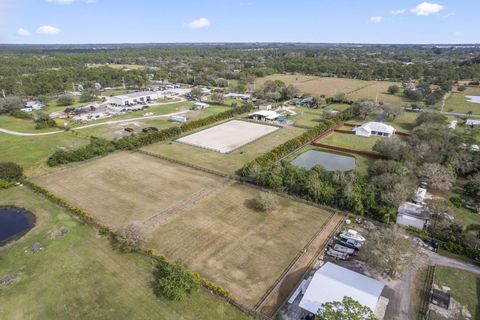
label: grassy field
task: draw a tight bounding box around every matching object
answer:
[431,266,479,320]
[347,81,407,105]
[0,132,88,176]
[0,187,250,320]
[318,132,383,151]
[142,126,306,175]
[444,87,480,114]
[291,104,353,128]
[255,74,406,104]
[346,110,418,133]
[0,115,59,133]
[33,152,222,228]
[33,151,333,307]
[72,105,230,140]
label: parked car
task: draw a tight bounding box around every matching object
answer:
[335,237,362,251]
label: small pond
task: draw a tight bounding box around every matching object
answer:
[291,150,357,171]
[466,96,480,104]
[0,207,36,246]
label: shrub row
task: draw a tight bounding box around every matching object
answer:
[24,181,113,233]
[240,109,352,177]
[147,248,230,298]
[47,104,253,167]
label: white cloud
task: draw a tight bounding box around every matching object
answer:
[36,25,61,35]
[187,18,210,29]
[391,9,406,15]
[411,2,444,16]
[17,28,31,37]
[370,16,382,23]
[444,11,455,18]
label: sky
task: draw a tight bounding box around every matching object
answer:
[0,0,478,44]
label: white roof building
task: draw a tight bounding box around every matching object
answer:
[192,102,209,110]
[466,119,480,126]
[249,110,281,121]
[110,91,158,106]
[449,121,457,129]
[299,262,385,316]
[397,202,430,230]
[353,122,396,137]
[225,93,251,100]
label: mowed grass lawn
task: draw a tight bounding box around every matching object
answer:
[33,151,333,307]
[0,187,249,320]
[142,126,306,175]
[318,132,383,151]
[432,266,479,320]
[346,111,418,133]
[444,87,480,115]
[0,131,88,176]
[0,115,59,133]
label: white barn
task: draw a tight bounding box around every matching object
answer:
[353,122,396,137]
[110,91,158,106]
[299,262,386,318]
[249,110,281,121]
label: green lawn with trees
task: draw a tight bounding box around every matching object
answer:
[431,266,479,320]
[0,187,251,320]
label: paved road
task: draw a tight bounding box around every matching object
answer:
[0,110,189,137]
[425,249,480,276]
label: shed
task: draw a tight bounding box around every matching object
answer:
[396,202,430,230]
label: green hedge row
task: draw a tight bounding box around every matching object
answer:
[240,109,352,177]
[47,104,254,167]
[24,181,113,233]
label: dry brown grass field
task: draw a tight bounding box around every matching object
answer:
[33,151,333,308]
[255,74,405,104]
[33,152,221,227]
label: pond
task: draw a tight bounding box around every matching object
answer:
[291,150,357,171]
[0,207,36,246]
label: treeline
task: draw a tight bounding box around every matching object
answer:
[47,104,253,166]
[240,110,352,177]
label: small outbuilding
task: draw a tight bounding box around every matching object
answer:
[192,102,209,110]
[353,122,396,137]
[396,202,430,230]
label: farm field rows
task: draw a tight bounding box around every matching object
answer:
[0,187,250,320]
[33,151,333,308]
[256,74,406,104]
[142,126,306,175]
